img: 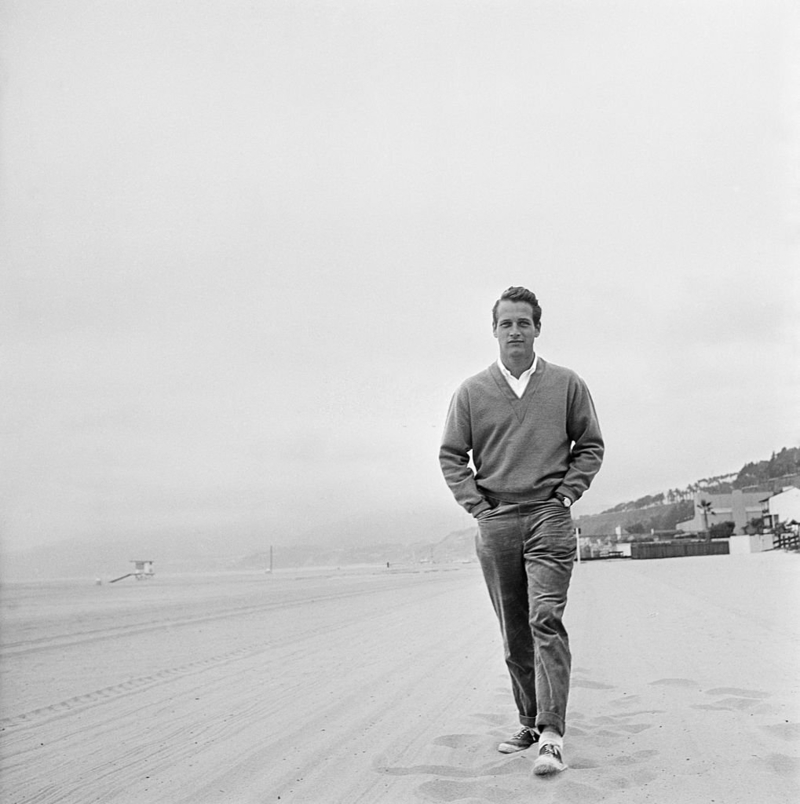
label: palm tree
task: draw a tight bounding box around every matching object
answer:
[697,499,714,543]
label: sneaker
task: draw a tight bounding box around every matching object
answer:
[532,742,567,775]
[498,727,539,754]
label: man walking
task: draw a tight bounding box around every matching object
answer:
[439,286,604,776]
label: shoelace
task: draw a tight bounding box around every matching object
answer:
[539,743,562,760]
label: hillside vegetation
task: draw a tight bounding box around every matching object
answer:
[734,446,800,489]
[577,446,800,538]
[600,447,800,515]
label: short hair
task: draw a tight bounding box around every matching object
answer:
[492,286,542,329]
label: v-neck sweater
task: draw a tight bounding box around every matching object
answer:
[439,359,604,515]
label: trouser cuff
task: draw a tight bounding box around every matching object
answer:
[535,713,565,736]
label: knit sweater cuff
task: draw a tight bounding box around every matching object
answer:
[470,501,492,518]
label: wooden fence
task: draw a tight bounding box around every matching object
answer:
[631,540,730,560]
[775,532,800,551]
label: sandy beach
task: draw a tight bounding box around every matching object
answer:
[1,551,798,803]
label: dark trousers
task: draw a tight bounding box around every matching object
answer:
[476,499,576,735]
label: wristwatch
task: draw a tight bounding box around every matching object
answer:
[555,493,572,509]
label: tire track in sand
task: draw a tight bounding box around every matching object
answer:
[0,580,421,659]
[0,579,461,735]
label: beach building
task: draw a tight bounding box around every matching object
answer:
[761,486,800,530]
[109,560,156,583]
[132,560,155,577]
[675,489,765,535]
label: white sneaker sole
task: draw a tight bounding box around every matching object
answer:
[532,755,567,775]
[498,742,532,754]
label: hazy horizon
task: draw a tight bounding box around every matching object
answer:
[2,1,798,555]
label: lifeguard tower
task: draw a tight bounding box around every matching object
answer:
[110,560,155,583]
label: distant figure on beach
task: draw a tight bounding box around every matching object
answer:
[439,286,604,776]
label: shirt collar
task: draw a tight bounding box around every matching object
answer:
[497,353,538,380]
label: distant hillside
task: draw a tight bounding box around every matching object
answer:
[575,501,694,538]
[734,447,800,490]
[7,447,797,580]
[600,447,800,515]
[577,446,800,537]
[0,505,472,581]
[1,526,479,581]
[232,528,478,572]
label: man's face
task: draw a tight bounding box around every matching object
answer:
[493,300,540,365]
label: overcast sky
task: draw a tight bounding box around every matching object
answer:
[2,1,798,554]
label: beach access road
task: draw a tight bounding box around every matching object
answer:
[1,552,798,803]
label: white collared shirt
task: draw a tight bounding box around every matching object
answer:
[497,355,538,398]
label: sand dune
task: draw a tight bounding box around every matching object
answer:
[1,553,798,803]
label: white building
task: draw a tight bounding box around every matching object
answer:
[762,487,800,530]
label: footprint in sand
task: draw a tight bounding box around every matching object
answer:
[759,721,800,742]
[396,755,531,803]
[617,722,653,734]
[375,754,529,781]
[546,780,607,804]
[568,755,601,770]
[417,777,527,803]
[606,709,665,719]
[609,694,643,708]
[591,715,620,725]
[570,708,656,745]
[691,685,773,714]
[609,748,659,766]
[594,727,629,743]
[432,734,484,749]
[705,687,770,699]
[571,679,616,690]
[649,677,697,688]
[760,753,800,777]
[692,697,772,713]
[631,768,659,785]
[601,775,634,790]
